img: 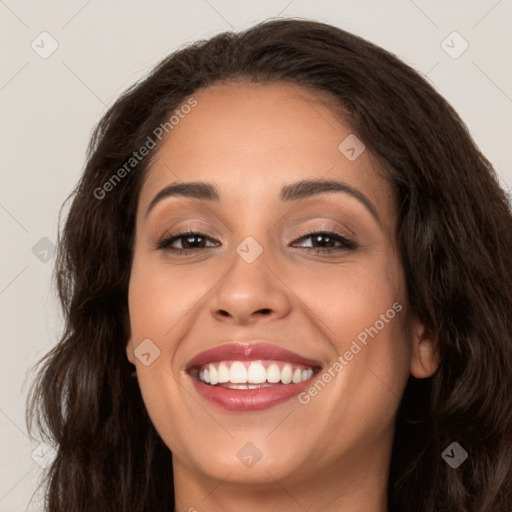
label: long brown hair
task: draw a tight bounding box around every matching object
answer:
[26,18,512,511]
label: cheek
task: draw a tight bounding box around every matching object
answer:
[128,256,214,343]
[290,268,411,457]
[293,254,406,344]
[292,253,411,406]
[127,255,206,455]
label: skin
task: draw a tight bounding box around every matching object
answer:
[126,82,440,512]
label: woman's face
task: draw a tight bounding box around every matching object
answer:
[126,82,437,494]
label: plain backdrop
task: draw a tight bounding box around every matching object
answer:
[1,1,511,510]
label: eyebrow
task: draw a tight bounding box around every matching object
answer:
[145,179,380,223]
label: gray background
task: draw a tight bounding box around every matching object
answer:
[1,1,511,510]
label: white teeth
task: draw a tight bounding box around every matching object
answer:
[247,362,267,384]
[229,362,247,383]
[301,370,308,382]
[209,364,218,385]
[196,360,317,386]
[281,364,293,384]
[266,364,281,383]
[217,362,230,383]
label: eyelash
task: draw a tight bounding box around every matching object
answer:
[154,228,357,256]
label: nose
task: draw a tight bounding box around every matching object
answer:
[207,249,292,326]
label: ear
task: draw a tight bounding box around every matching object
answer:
[410,316,440,378]
[126,337,136,365]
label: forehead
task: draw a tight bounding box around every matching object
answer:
[139,82,394,223]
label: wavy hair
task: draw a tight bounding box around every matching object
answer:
[26,18,512,512]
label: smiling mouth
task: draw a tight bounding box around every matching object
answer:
[185,342,323,411]
[190,359,320,388]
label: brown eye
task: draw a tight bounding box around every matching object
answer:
[292,231,356,252]
[156,231,219,254]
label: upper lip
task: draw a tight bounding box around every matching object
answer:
[185,342,322,371]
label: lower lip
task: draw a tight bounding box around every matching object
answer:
[189,375,314,411]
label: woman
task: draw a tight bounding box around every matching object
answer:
[26,18,512,512]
